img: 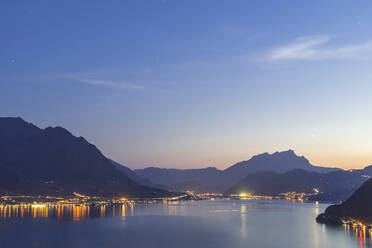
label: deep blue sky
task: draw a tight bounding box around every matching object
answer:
[2,0,372,169]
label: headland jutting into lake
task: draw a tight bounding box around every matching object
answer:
[317,178,372,233]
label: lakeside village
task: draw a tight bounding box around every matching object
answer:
[1,190,372,232]
[0,190,317,218]
[0,190,317,207]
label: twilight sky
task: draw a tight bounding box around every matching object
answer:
[1,0,372,170]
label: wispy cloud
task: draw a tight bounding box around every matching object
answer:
[265,35,372,61]
[63,75,146,90]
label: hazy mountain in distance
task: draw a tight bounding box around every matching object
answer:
[110,160,167,189]
[135,150,339,193]
[223,150,338,184]
[0,117,171,198]
[134,167,222,185]
[317,178,372,224]
[134,167,224,193]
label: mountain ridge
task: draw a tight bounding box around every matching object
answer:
[2,117,368,199]
[0,117,171,198]
[134,149,339,193]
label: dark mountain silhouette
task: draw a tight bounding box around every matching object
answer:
[317,178,372,224]
[226,169,367,201]
[0,117,171,197]
[223,150,336,182]
[135,150,338,193]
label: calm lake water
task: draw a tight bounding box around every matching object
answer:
[0,200,370,248]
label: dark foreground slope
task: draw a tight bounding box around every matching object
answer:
[317,178,372,224]
[0,117,171,198]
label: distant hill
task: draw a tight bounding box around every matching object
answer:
[135,150,339,193]
[317,178,372,224]
[226,169,320,196]
[0,117,171,198]
[134,167,224,193]
[110,160,166,189]
[226,169,367,201]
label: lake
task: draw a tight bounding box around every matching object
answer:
[0,200,370,248]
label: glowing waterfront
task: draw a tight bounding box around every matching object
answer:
[0,200,370,248]
[0,203,129,221]
[0,190,334,222]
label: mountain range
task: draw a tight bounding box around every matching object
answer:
[133,150,338,193]
[1,117,371,202]
[125,149,372,202]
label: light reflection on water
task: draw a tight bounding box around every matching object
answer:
[0,203,133,221]
[342,223,372,248]
[0,200,371,248]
